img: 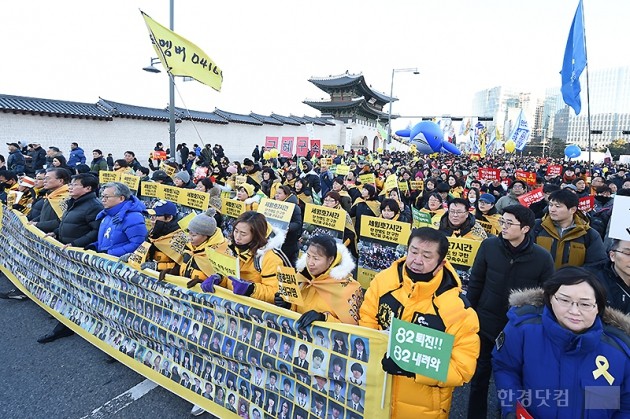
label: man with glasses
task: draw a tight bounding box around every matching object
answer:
[532,188,607,269]
[438,197,487,290]
[495,180,527,214]
[87,182,147,256]
[466,205,554,419]
[591,239,630,314]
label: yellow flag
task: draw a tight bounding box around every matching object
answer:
[141,11,223,92]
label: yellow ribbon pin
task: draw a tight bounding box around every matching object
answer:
[592,355,615,385]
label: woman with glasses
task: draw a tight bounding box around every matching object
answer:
[493,266,630,418]
[418,192,446,229]
[474,193,501,236]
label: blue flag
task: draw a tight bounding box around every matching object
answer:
[560,0,587,115]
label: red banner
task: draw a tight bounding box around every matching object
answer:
[265,136,278,150]
[578,196,595,212]
[310,139,321,157]
[546,165,563,176]
[280,137,294,158]
[518,187,545,207]
[478,168,500,181]
[515,170,537,186]
[296,137,309,157]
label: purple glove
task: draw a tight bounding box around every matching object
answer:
[200,274,222,293]
[229,276,254,296]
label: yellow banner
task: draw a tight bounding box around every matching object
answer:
[319,158,333,167]
[161,185,184,203]
[0,205,392,419]
[335,164,350,176]
[160,161,177,178]
[322,144,337,155]
[222,198,246,219]
[409,180,424,191]
[99,171,120,184]
[141,181,159,198]
[179,189,210,211]
[276,266,305,306]
[257,197,295,231]
[397,181,408,192]
[446,237,481,267]
[303,203,345,232]
[360,216,410,245]
[384,174,398,192]
[141,11,223,92]
[359,173,376,186]
[477,220,499,236]
[357,216,411,289]
[120,173,140,192]
[128,241,152,269]
[206,248,240,278]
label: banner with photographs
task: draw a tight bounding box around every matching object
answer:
[356,216,411,289]
[299,204,345,253]
[0,206,392,419]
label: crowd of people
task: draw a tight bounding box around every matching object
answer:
[1,138,630,418]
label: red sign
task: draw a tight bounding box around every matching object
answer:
[478,168,500,181]
[280,137,294,158]
[310,139,321,157]
[518,187,545,207]
[546,165,563,176]
[265,136,278,150]
[515,170,537,186]
[578,196,595,212]
[296,137,309,157]
[152,150,167,160]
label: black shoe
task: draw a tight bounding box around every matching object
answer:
[0,289,27,300]
[37,327,75,344]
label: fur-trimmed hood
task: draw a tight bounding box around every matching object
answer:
[295,242,356,280]
[509,288,630,336]
[256,224,287,257]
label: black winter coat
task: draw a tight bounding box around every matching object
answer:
[589,262,630,315]
[55,192,104,247]
[467,235,555,340]
[281,194,303,265]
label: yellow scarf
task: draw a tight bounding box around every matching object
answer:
[45,185,70,219]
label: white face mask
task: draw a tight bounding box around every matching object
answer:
[469,197,476,203]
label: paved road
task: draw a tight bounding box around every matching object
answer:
[0,273,499,419]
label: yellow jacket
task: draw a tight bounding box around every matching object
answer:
[177,229,231,280]
[292,243,362,324]
[359,258,480,419]
[225,228,292,303]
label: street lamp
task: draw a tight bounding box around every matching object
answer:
[386,67,419,147]
[142,0,176,160]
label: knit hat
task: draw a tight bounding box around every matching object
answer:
[19,176,35,188]
[479,193,496,204]
[239,183,255,197]
[174,171,190,184]
[187,208,217,237]
[226,165,238,175]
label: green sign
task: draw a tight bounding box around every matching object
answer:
[412,207,433,227]
[388,317,454,382]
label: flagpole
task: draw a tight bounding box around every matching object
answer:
[582,0,592,174]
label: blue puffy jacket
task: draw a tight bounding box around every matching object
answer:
[93,195,147,256]
[67,146,86,166]
[492,289,630,419]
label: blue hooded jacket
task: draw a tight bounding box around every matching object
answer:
[93,195,147,256]
[68,146,86,166]
[492,289,630,418]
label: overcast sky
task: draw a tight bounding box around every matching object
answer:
[3,0,629,132]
